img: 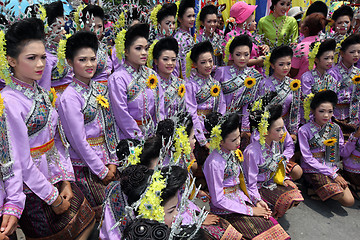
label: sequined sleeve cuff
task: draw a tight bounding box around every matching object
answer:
[348,133,359,143]
[2,203,23,219]
[44,186,59,205]
[98,166,109,180]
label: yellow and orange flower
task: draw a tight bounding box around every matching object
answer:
[178,84,186,98]
[280,132,287,143]
[210,85,221,97]
[96,94,109,109]
[49,88,58,107]
[244,77,256,88]
[147,74,158,89]
[290,79,301,91]
[323,138,337,147]
[235,149,244,162]
[351,75,360,85]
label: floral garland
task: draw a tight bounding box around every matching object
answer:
[96,94,109,109]
[49,88,57,107]
[147,74,158,89]
[175,1,181,29]
[138,170,166,222]
[195,12,201,31]
[38,5,47,22]
[0,93,4,117]
[113,12,125,30]
[115,29,126,62]
[303,93,314,121]
[209,125,222,152]
[258,110,270,146]
[147,40,158,68]
[185,51,193,78]
[173,126,192,162]
[150,4,162,27]
[74,4,86,31]
[56,34,71,75]
[224,36,235,64]
[0,30,11,85]
[308,41,321,70]
[252,99,263,111]
[263,53,271,76]
[128,146,142,165]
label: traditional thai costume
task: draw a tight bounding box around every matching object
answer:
[196,30,225,66]
[243,141,304,218]
[342,136,360,187]
[298,120,354,201]
[328,61,360,135]
[258,76,301,135]
[58,78,119,220]
[301,69,338,96]
[108,61,165,140]
[2,77,94,239]
[92,42,113,85]
[159,73,186,117]
[174,28,195,78]
[203,148,290,239]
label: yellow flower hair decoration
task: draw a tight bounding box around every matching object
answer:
[209,125,222,151]
[252,99,263,112]
[195,12,201,30]
[263,53,271,76]
[175,1,181,28]
[224,36,235,64]
[334,39,344,64]
[303,93,315,121]
[128,146,142,165]
[178,84,186,98]
[0,93,4,117]
[351,75,360,85]
[173,126,192,162]
[114,12,125,30]
[226,17,236,24]
[187,158,196,172]
[280,132,287,143]
[244,77,256,89]
[147,40,158,68]
[258,110,270,146]
[138,170,166,222]
[290,79,301,91]
[147,74,158,89]
[0,31,11,85]
[150,4,162,27]
[115,29,127,62]
[74,4,86,31]
[49,88,57,107]
[235,149,244,162]
[308,41,321,70]
[96,94,109,109]
[185,51,193,78]
[38,4,47,22]
[56,34,71,75]
[210,85,221,97]
[323,137,337,147]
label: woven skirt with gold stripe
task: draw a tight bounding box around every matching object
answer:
[303,173,343,201]
[201,217,243,240]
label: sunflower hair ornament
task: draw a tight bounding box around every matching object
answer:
[150,4,162,27]
[224,36,235,64]
[258,110,270,146]
[209,125,222,152]
[115,29,127,62]
[303,93,314,121]
[290,79,301,91]
[147,40,158,68]
[56,34,71,75]
[0,31,11,85]
[185,51,193,78]
[263,53,271,77]
[308,41,321,70]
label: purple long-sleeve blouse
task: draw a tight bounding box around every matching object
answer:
[108,61,165,140]
[215,65,262,132]
[185,73,226,146]
[174,28,195,78]
[301,69,338,96]
[203,149,254,216]
[58,78,120,180]
[342,135,360,174]
[1,77,75,206]
[159,74,186,117]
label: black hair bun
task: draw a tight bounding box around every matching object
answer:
[123,218,170,240]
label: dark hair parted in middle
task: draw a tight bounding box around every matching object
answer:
[125,23,149,50]
[190,40,213,62]
[310,90,338,110]
[81,4,105,23]
[153,37,179,60]
[45,0,64,26]
[229,34,253,54]
[178,0,195,19]
[65,31,98,60]
[5,18,45,58]
[269,45,293,64]
[157,3,177,23]
[340,33,360,52]
[199,4,218,22]
[205,112,240,140]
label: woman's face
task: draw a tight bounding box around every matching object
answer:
[313,102,333,126]
[273,0,291,17]
[221,128,241,151]
[271,56,292,79]
[340,44,360,66]
[232,45,251,70]
[179,7,195,29]
[334,16,351,35]
[159,16,176,36]
[202,13,218,35]
[84,16,104,39]
[154,50,177,77]
[125,37,148,69]
[245,14,256,31]
[315,50,335,71]
[163,193,179,227]
[8,40,46,84]
[69,47,97,83]
[50,17,66,43]
[194,52,213,77]
[189,128,196,151]
[267,118,285,142]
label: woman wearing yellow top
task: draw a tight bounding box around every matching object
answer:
[258,0,298,47]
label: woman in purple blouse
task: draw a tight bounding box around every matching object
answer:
[298,90,355,206]
[2,18,95,239]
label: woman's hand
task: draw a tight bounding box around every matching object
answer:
[202,214,220,225]
[256,200,270,211]
[335,175,348,189]
[0,214,18,236]
[290,134,297,142]
[259,44,270,55]
[60,181,73,201]
[102,169,115,185]
[51,195,70,215]
[197,190,211,202]
[284,180,298,190]
[252,207,272,219]
[107,164,117,177]
[0,233,9,240]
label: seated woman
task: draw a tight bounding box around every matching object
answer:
[299,90,355,206]
[203,112,290,239]
[57,31,120,221]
